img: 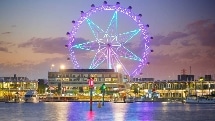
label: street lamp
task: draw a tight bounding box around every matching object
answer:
[60,65,65,70]
[116,64,121,72]
[48,64,55,94]
[116,64,121,82]
[51,64,55,71]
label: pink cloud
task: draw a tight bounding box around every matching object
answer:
[186,19,215,46]
[1,32,11,34]
[18,37,68,54]
[0,47,9,52]
[152,31,188,46]
[18,37,91,55]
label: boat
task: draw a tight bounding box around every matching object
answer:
[24,90,39,103]
[185,95,215,104]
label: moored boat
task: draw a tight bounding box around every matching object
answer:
[24,90,39,103]
[185,95,215,104]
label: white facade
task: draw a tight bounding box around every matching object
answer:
[48,69,126,95]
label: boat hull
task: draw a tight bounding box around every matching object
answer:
[185,96,215,104]
[24,90,39,103]
[125,97,135,103]
[24,97,39,103]
[186,100,215,104]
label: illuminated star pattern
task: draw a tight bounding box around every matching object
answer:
[67,2,151,77]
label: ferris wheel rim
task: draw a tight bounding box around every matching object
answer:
[67,1,152,77]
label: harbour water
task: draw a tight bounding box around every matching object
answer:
[0,102,215,121]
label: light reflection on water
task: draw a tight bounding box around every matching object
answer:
[0,102,215,121]
[111,103,128,121]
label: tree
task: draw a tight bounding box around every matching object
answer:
[38,79,48,94]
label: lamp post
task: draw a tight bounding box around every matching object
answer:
[88,77,94,111]
[50,64,55,71]
[100,83,106,106]
[117,64,121,83]
[48,64,55,94]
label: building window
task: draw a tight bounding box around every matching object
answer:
[94,78,97,82]
[105,78,111,81]
[98,78,103,81]
[83,78,88,81]
[112,78,117,82]
[97,74,102,77]
[83,74,88,78]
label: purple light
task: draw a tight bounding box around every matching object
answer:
[67,1,152,77]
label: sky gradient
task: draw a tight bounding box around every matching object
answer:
[0,0,215,80]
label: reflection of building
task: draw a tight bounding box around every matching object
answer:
[0,76,38,97]
[48,69,125,95]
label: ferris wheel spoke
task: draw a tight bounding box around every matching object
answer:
[72,41,99,51]
[105,11,118,44]
[89,47,106,69]
[115,46,142,61]
[86,19,104,42]
[118,29,140,44]
[110,48,130,76]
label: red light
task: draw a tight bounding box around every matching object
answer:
[88,78,94,87]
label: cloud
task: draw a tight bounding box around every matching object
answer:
[18,37,91,55]
[186,19,215,47]
[147,19,215,78]
[17,37,95,69]
[0,41,14,53]
[0,56,71,79]
[18,37,68,54]
[11,25,16,28]
[1,32,11,34]
[150,19,215,59]
[0,41,14,45]
[151,31,188,46]
[0,47,9,52]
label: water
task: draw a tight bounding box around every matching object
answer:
[0,102,215,121]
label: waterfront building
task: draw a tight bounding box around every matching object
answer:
[48,68,215,99]
[127,75,215,99]
[1,71,213,100]
[0,76,38,98]
[47,68,215,100]
[48,69,125,96]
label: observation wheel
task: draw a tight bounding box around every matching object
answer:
[66,1,153,77]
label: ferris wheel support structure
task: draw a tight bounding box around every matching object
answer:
[66,1,153,78]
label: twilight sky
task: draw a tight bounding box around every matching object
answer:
[0,0,215,80]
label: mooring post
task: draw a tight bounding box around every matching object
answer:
[90,87,93,111]
[88,77,94,111]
